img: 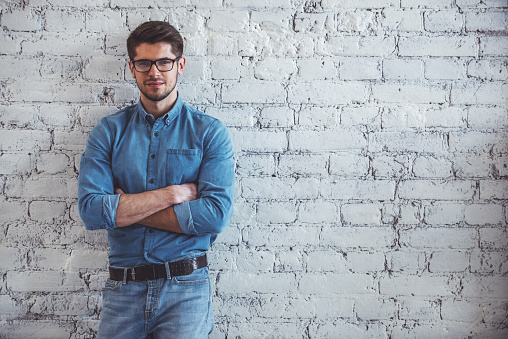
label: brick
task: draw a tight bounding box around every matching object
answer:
[294,13,329,33]
[340,57,381,80]
[2,8,43,31]
[342,203,382,225]
[480,36,508,56]
[321,226,396,248]
[322,0,399,8]
[356,297,397,320]
[276,250,304,272]
[311,296,354,318]
[449,131,508,154]
[45,10,84,33]
[387,251,426,273]
[297,58,337,81]
[217,272,297,294]
[36,153,70,174]
[429,251,469,272]
[467,59,508,81]
[29,248,70,270]
[0,130,51,152]
[465,204,503,225]
[29,201,67,222]
[381,9,423,31]
[452,82,508,105]
[336,10,380,33]
[21,33,104,57]
[69,249,108,270]
[39,104,75,128]
[223,81,285,104]
[425,58,465,80]
[211,58,245,80]
[330,153,370,177]
[6,177,77,199]
[424,10,464,32]
[441,299,483,322]
[252,11,293,31]
[278,154,328,176]
[399,36,477,56]
[347,251,386,273]
[399,298,441,320]
[380,275,459,296]
[31,294,91,316]
[462,276,508,298]
[0,104,38,127]
[372,83,448,104]
[0,246,25,270]
[299,273,376,295]
[322,179,396,201]
[0,320,73,338]
[289,81,367,105]
[244,226,320,247]
[369,132,445,153]
[259,106,294,127]
[400,228,478,249]
[468,106,508,129]
[257,201,297,224]
[341,105,380,126]
[242,177,319,200]
[381,104,426,129]
[412,155,453,178]
[54,131,88,150]
[83,56,125,81]
[290,129,366,151]
[317,36,396,56]
[254,58,296,82]
[424,203,465,225]
[210,35,238,56]
[230,129,287,152]
[391,323,470,339]
[236,154,275,177]
[7,271,83,292]
[466,11,508,32]
[298,201,337,223]
[398,180,474,200]
[306,250,349,273]
[480,228,508,249]
[236,250,274,272]
[470,251,508,274]
[424,106,466,128]
[205,106,256,127]
[402,0,453,7]
[298,107,338,127]
[383,59,423,79]
[311,323,387,338]
[0,201,26,222]
[207,11,249,32]
[0,153,31,175]
[481,180,508,199]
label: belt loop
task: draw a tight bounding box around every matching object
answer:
[164,262,171,280]
[122,268,128,285]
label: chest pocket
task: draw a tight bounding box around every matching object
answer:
[166,149,202,185]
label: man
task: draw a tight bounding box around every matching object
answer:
[78,21,235,338]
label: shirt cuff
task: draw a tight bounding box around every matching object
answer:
[173,201,197,235]
[102,194,121,230]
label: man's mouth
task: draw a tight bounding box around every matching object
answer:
[145,79,165,88]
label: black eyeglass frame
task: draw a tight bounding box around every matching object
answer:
[131,56,182,73]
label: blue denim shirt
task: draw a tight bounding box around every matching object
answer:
[78,94,235,267]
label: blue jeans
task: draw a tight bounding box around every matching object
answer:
[96,265,214,338]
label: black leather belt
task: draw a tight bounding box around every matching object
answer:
[109,255,207,282]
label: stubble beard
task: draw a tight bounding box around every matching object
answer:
[137,76,177,102]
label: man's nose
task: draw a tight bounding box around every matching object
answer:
[148,63,161,77]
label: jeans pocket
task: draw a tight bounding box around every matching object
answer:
[173,267,209,285]
[103,278,122,291]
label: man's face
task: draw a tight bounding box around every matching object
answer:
[128,42,185,104]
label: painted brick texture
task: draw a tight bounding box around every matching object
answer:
[0,0,507,338]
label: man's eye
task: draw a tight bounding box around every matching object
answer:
[137,61,151,67]
[158,60,171,65]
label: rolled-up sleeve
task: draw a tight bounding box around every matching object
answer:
[78,119,120,230]
[174,120,235,235]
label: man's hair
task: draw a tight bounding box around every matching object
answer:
[127,21,184,60]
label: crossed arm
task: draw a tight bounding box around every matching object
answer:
[114,183,198,233]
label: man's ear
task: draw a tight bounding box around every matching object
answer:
[177,56,186,75]
[128,60,136,79]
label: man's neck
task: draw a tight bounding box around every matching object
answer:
[140,93,178,119]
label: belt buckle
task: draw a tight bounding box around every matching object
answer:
[131,265,143,281]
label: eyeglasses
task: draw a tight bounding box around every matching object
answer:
[131,57,181,73]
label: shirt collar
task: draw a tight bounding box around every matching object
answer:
[136,93,184,126]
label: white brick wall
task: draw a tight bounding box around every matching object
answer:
[1,0,507,338]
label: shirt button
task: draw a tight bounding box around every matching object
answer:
[154,132,158,137]
[149,229,154,233]
[149,179,154,184]
[146,253,151,258]
[151,154,155,159]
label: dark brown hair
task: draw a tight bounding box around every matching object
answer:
[127,21,184,60]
